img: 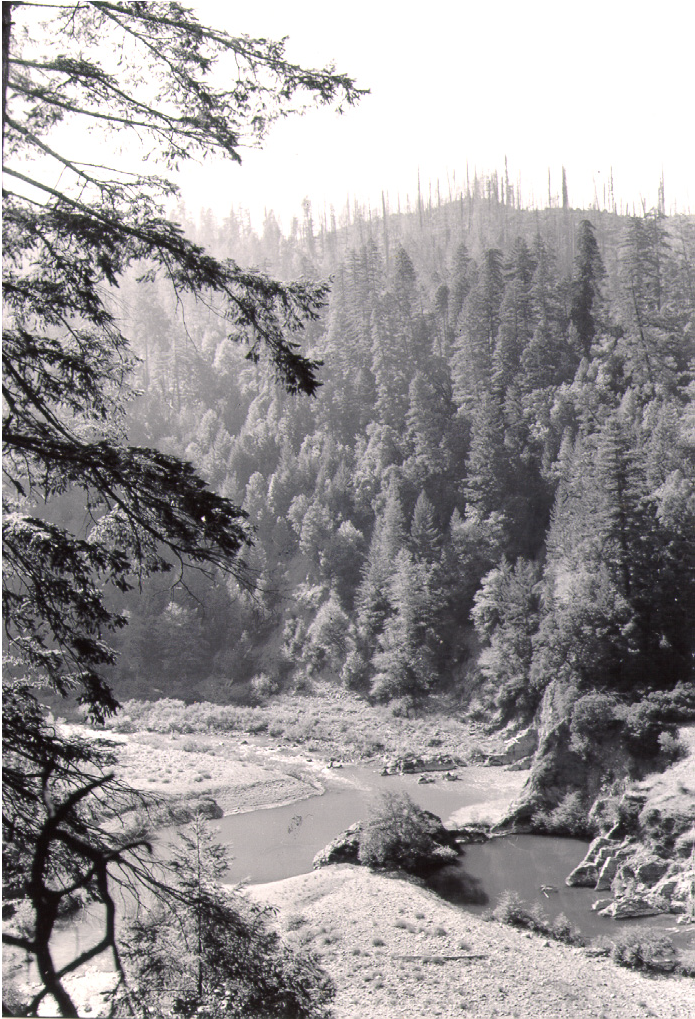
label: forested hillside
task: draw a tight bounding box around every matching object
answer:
[109,186,695,738]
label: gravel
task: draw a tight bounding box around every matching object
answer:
[250,864,695,1019]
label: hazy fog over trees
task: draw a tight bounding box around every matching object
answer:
[3,4,695,1013]
[105,191,695,723]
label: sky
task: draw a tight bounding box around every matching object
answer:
[176,0,695,229]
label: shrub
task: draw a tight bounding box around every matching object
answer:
[492,891,584,946]
[657,730,688,763]
[644,683,695,723]
[250,672,281,701]
[393,919,415,931]
[569,693,618,754]
[492,890,532,926]
[390,696,415,718]
[533,791,592,836]
[357,792,441,872]
[608,931,677,973]
[620,702,662,757]
[550,913,578,944]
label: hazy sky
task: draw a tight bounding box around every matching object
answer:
[178,0,695,228]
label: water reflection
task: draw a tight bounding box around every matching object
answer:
[427,863,489,906]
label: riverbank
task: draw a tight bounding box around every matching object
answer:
[18,697,692,1017]
[107,729,325,815]
[250,864,694,1019]
[91,687,518,818]
[101,724,527,829]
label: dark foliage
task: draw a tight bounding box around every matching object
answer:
[2,2,363,1012]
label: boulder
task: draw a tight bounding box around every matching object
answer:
[566,835,623,888]
[195,797,224,819]
[312,810,462,873]
[312,821,362,868]
[484,727,539,767]
[595,854,620,891]
[428,844,460,865]
[651,876,680,900]
[169,797,224,823]
[674,826,695,858]
[421,753,461,772]
[598,896,664,919]
[505,726,539,761]
[634,859,669,886]
[450,824,491,844]
[381,753,462,775]
[566,861,599,888]
[669,870,695,905]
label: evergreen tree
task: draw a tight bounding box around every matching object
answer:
[569,219,606,359]
[2,2,363,1008]
[117,818,335,1018]
[463,394,512,520]
[520,237,569,392]
[355,482,406,648]
[392,244,419,323]
[472,557,542,719]
[371,302,414,427]
[616,215,688,397]
[453,248,504,404]
[493,238,536,393]
[404,366,456,491]
[449,241,475,325]
[409,491,444,563]
[370,549,439,702]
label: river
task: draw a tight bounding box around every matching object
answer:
[210,764,689,945]
[37,761,693,976]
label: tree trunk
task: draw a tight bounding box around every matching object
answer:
[3,2,13,153]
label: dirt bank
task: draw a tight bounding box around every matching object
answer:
[250,865,694,1019]
[99,730,326,815]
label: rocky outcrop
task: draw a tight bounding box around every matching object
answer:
[496,690,695,923]
[565,814,695,921]
[313,810,463,873]
[567,836,619,888]
[380,752,464,775]
[484,726,538,768]
[312,821,362,867]
[168,796,224,822]
[597,896,665,919]
[499,683,636,832]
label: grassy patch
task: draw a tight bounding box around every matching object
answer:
[284,913,308,931]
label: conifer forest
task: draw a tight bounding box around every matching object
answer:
[108,196,695,723]
[3,2,695,1015]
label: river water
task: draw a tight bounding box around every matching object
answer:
[210,764,690,945]
[41,762,693,973]
[211,763,510,883]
